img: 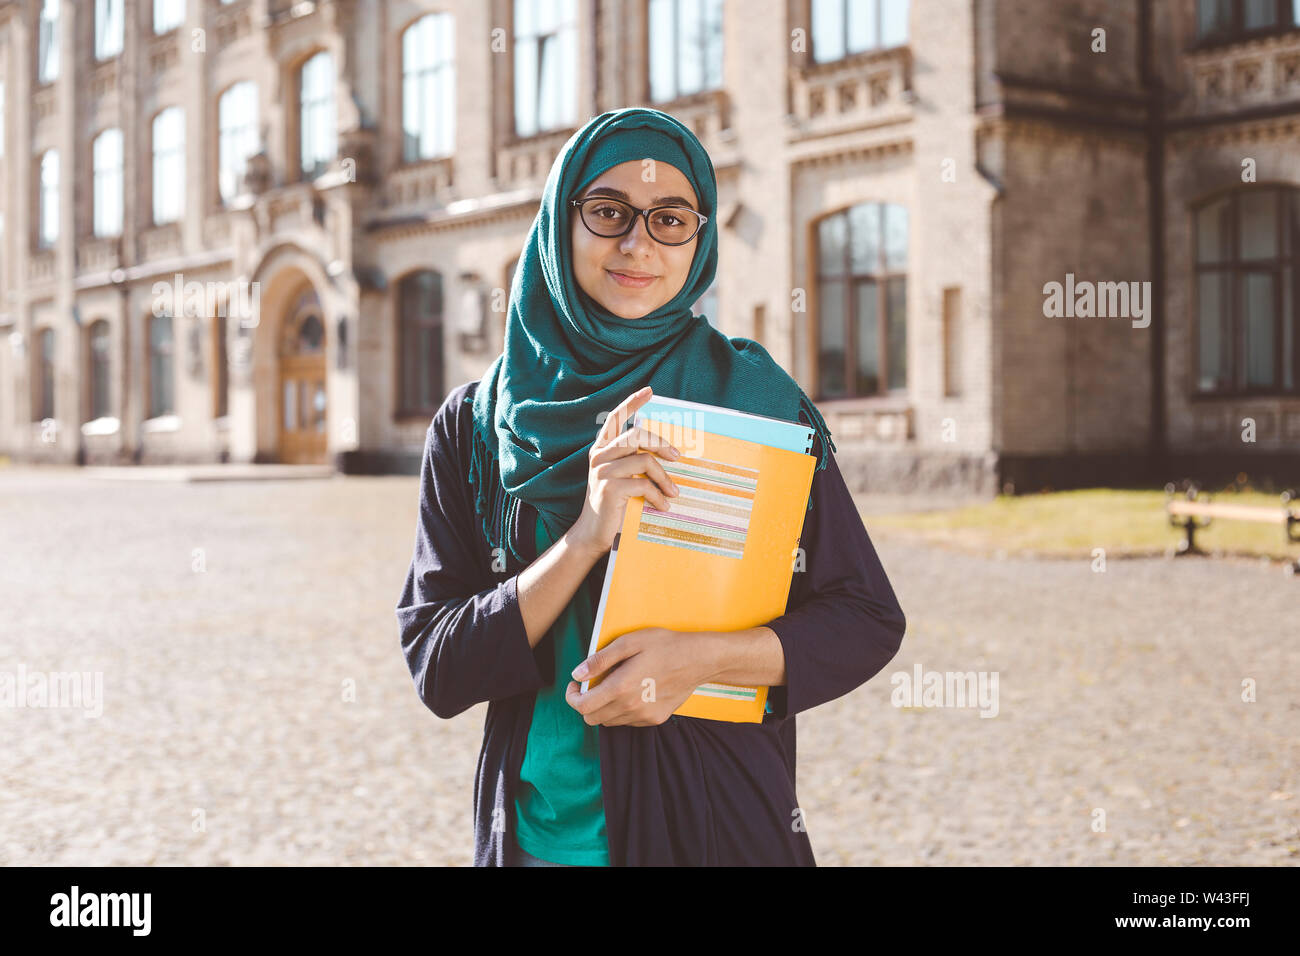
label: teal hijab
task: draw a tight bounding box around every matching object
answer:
[468,107,835,564]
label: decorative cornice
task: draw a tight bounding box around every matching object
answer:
[789,137,913,171]
[363,189,542,238]
[1166,111,1300,146]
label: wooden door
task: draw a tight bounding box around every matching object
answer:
[278,297,328,464]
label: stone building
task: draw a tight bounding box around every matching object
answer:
[0,0,1296,491]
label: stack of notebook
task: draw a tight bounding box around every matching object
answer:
[579,394,818,723]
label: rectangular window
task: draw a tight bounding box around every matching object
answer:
[35,329,55,422]
[149,315,175,418]
[649,0,724,103]
[300,51,337,179]
[1194,187,1299,396]
[93,129,124,238]
[1244,0,1278,28]
[513,0,577,137]
[812,0,909,63]
[154,0,185,34]
[38,0,59,84]
[39,151,59,248]
[218,82,259,203]
[89,323,112,421]
[402,13,456,162]
[1197,0,1300,39]
[398,271,444,414]
[152,108,186,224]
[942,286,962,397]
[96,0,124,60]
[815,202,908,399]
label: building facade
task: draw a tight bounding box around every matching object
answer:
[0,0,1296,491]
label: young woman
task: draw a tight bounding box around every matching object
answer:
[396,108,907,867]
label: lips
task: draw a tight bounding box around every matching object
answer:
[606,269,657,289]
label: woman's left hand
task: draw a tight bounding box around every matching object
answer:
[565,628,716,727]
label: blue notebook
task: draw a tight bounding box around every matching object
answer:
[632,395,814,456]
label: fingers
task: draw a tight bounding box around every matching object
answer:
[572,630,642,682]
[594,454,680,511]
[594,386,653,450]
[565,677,642,728]
[590,424,681,466]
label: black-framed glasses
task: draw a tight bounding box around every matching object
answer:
[569,196,708,246]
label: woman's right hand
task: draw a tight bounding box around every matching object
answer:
[566,386,682,559]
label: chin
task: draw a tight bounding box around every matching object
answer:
[600,295,661,319]
[610,303,655,319]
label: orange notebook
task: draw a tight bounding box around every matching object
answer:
[579,399,817,722]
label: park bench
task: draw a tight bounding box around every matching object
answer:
[1165,483,1300,575]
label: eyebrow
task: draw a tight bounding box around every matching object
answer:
[582,186,697,210]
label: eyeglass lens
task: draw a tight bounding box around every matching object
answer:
[579,199,701,244]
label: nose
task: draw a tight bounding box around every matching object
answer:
[617,214,655,256]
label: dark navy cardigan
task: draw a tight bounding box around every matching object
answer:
[396,379,907,866]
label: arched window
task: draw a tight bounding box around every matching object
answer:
[152,107,185,224]
[38,149,59,247]
[218,81,259,204]
[397,270,444,416]
[88,321,112,421]
[299,51,337,179]
[1194,185,1299,394]
[148,313,175,418]
[402,13,455,162]
[815,202,908,398]
[33,328,55,421]
[93,128,123,238]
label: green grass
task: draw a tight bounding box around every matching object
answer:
[867,488,1299,560]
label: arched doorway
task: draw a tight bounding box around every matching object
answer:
[278,285,328,464]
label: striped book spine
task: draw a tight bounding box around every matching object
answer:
[635,454,759,559]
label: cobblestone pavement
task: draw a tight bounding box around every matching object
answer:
[1,468,1295,866]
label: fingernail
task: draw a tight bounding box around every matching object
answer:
[572,661,589,679]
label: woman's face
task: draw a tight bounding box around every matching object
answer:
[569,159,701,319]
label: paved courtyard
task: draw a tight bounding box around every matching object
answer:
[0,466,1295,865]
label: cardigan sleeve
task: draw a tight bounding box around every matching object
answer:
[763,436,907,718]
[396,395,548,720]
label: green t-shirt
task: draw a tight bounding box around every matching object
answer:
[513,513,611,866]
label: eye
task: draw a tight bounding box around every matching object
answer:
[589,201,629,221]
[650,211,677,227]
